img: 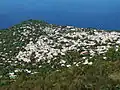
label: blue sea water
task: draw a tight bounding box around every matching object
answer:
[0,0,120,30]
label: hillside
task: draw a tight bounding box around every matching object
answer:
[0,19,120,90]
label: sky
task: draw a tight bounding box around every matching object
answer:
[0,0,120,30]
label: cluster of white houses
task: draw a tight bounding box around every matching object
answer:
[15,23,120,66]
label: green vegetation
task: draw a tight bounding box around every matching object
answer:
[0,48,120,90]
[0,20,120,90]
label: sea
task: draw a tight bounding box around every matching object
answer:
[0,0,120,30]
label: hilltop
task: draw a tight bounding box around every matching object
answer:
[1,19,120,89]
